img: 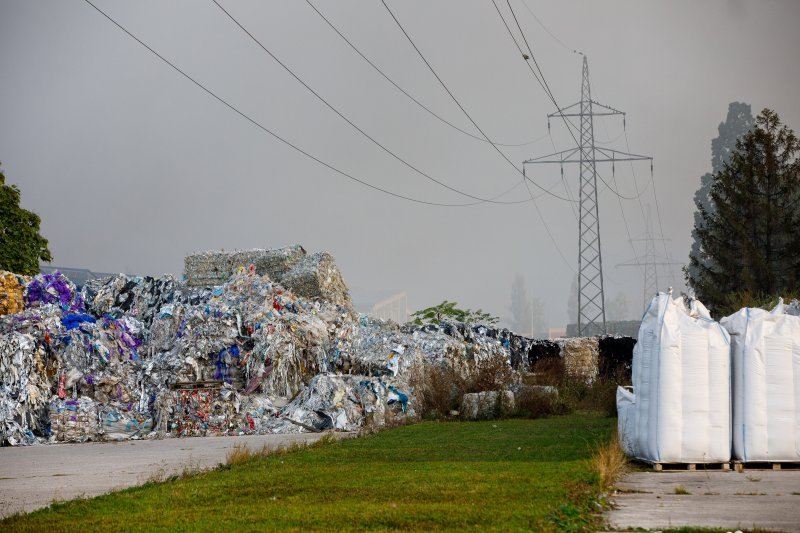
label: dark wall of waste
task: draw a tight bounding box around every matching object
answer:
[597,336,636,382]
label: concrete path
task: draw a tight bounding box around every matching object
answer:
[607,469,800,532]
[0,432,351,518]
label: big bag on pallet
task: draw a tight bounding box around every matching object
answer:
[617,292,731,463]
[721,300,800,462]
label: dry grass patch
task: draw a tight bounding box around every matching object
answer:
[591,431,627,491]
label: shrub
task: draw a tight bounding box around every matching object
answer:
[464,356,517,393]
[412,365,466,419]
[514,386,570,419]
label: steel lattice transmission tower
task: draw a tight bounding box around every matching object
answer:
[524,55,652,335]
[617,206,682,310]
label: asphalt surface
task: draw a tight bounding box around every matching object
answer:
[607,468,800,532]
[0,432,350,518]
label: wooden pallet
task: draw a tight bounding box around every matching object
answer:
[636,460,731,472]
[732,461,800,472]
[171,380,224,391]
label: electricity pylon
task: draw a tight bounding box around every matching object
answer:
[524,55,652,336]
[617,206,682,310]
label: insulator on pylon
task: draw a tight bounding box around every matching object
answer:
[560,163,564,177]
[623,115,627,131]
[547,119,551,134]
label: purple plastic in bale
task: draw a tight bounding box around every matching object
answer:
[24,271,85,312]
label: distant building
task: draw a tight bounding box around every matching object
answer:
[38,265,116,289]
[370,292,409,324]
[547,327,567,340]
[566,320,640,338]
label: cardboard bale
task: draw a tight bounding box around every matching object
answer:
[0,271,27,317]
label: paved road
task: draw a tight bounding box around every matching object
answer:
[607,469,800,532]
[0,432,350,518]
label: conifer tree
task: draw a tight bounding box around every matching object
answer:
[686,102,754,284]
[686,109,800,312]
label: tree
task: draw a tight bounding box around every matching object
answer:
[686,103,754,284]
[509,274,532,333]
[410,300,499,326]
[0,164,52,275]
[567,274,578,324]
[509,274,547,336]
[606,291,629,321]
[685,109,800,313]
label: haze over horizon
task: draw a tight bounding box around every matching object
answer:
[2,0,798,329]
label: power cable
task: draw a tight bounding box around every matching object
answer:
[519,0,579,55]
[306,0,551,149]
[81,0,519,208]
[378,0,582,270]
[379,0,577,204]
[213,0,536,206]
[624,128,678,286]
[501,0,645,202]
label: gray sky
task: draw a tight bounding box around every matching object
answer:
[1,0,799,328]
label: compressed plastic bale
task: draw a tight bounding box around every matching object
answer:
[598,336,636,381]
[240,395,279,433]
[460,391,515,420]
[526,339,561,368]
[82,274,177,326]
[280,252,353,310]
[183,246,306,287]
[0,333,53,445]
[170,386,244,437]
[557,337,599,381]
[273,374,412,433]
[48,396,99,443]
[0,271,28,316]
[625,292,731,463]
[722,301,800,461]
[24,271,84,312]
[98,406,153,440]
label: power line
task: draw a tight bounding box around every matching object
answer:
[519,0,579,55]
[81,0,512,208]
[510,0,655,205]
[378,0,582,274]
[213,0,536,206]
[306,0,551,149]
[379,0,577,204]
[625,128,678,286]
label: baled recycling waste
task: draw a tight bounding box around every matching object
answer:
[0,246,634,446]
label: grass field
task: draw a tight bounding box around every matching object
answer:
[2,412,615,532]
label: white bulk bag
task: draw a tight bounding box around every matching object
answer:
[618,292,731,463]
[721,301,800,461]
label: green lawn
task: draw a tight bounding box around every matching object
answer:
[2,413,615,532]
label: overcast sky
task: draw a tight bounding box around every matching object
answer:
[2,0,798,328]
